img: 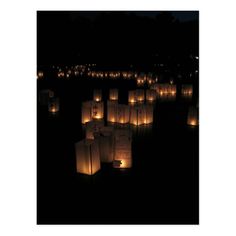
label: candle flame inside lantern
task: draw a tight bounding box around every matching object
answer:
[190,119,197,126]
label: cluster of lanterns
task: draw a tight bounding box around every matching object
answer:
[136,73,155,86]
[181,84,193,98]
[82,89,155,126]
[75,123,132,175]
[128,89,156,104]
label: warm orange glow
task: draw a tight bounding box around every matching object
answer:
[189,119,197,126]
[95,98,100,102]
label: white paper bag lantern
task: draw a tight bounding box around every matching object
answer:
[181,84,193,98]
[94,126,115,163]
[113,129,132,168]
[146,89,157,102]
[130,105,153,125]
[187,106,199,126]
[81,101,104,124]
[117,104,130,124]
[136,89,145,102]
[85,120,104,139]
[93,89,102,102]
[109,89,118,101]
[75,139,101,175]
[48,97,59,113]
[91,101,104,120]
[81,101,93,124]
[107,100,118,123]
[128,90,137,104]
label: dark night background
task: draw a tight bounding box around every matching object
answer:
[37,11,198,67]
[37,11,199,224]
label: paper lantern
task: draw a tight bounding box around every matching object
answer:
[117,104,130,124]
[48,97,59,113]
[187,106,199,126]
[155,84,177,101]
[130,104,153,125]
[81,101,93,124]
[39,89,54,105]
[91,101,104,120]
[107,100,118,123]
[146,89,157,102]
[136,89,145,102]
[128,90,137,104]
[107,102,130,124]
[181,84,193,98]
[75,139,101,175]
[113,129,132,168]
[81,101,104,124]
[85,120,104,139]
[109,89,118,101]
[93,89,102,102]
[37,71,44,79]
[94,126,115,163]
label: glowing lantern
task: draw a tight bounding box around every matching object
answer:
[75,139,101,175]
[181,84,193,98]
[91,101,104,120]
[187,106,199,126]
[81,101,93,124]
[113,129,132,168]
[81,101,104,124]
[117,104,130,124]
[109,89,118,101]
[37,71,44,79]
[94,126,115,163]
[130,105,153,125]
[107,100,118,123]
[48,97,59,113]
[39,89,54,106]
[128,90,137,104]
[146,89,157,102]
[155,84,176,101]
[136,89,145,102]
[107,102,130,124]
[93,89,102,102]
[85,120,104,139]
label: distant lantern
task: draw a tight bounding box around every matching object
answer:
[94,126,115,163]
[93,89,102,102]
[146,89,157,102]
[128,90,137,104]
[181,84,193,98]
[156,84,176,100]
[81,101,104,124]
[109,89,118,101]
[48,97,60,113]
[75,139,101,175]
[37,71,44,79]
[85,120,104,139]
[187,106,199,126]
[130,104,153,126]
[113,129,132,168]
[39,89,54,106]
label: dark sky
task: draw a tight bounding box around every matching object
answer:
[69,11,198,22]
